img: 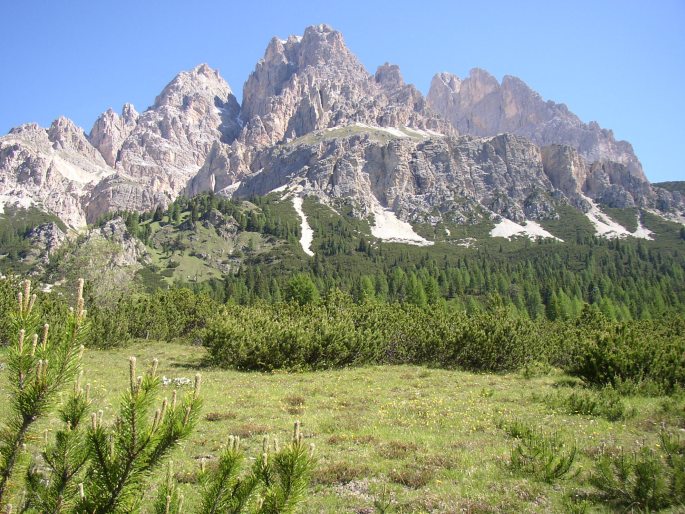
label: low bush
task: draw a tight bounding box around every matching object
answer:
[500,420,578,483]
[590,432,685,510]
[204,293,543,372]
[545,387,633,421]
[563,309,685,393]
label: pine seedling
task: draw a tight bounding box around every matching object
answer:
[508,428,578,483]
[77,360,202,513]
[0,279,87,506]
[152,460,184,514]
[258,421,316,514]
[22,371,93,513]
[198,435,260,514]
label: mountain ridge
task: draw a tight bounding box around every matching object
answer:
[0,24,682,246]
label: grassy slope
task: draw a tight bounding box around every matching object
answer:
[1,341,674,513]
[142,211,282,286]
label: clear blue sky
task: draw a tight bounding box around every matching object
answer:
[1,0,683,182]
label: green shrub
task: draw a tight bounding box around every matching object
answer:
[204,296,542,372]
[564,310,685,393]
[546,387,633,421]
[589,431,685,510]
[500,420,577,483]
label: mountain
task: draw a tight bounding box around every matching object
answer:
[0,24,683,255]
[427,69,644,177]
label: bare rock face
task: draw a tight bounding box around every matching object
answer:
[540,144,660,210]
[427,70,645,180]
[192,26,453,200]
[236,127,558,225]
[110,64,241,205]
[0,121,113,227]
[240,25,451,149]
[1,64,241,226]
[185,141,250,197]
[25,222,67,264]
[89,104,139,167]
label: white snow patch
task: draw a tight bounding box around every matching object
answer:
[426,129,446,138]
[270,184,289,194]
[220,181,241,195]
[0,194,34,214]
[51,155,108,185]
[401,127,446,139]
[456,237,477,248]
[632,219,654,240]
[583,197,652,239]
[352,122,408,138]
[401,127,430,138]
[369,198,433,246]
[490,218,562,241]
[292,196,314,256]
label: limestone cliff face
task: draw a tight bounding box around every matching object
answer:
[89,104,139,167]
[93,64,241,218]
[427,70,645,180]
[240,24,451,149]
[235,128,559,224]
[0,121,112,227]
[1,64,242,226]
[187,25,453,198]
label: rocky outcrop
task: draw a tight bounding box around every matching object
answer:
[89,104,139,167]
[25,222,67,264]
[540,144,658,210]
[427,69,645,179]
[94,217,150,266]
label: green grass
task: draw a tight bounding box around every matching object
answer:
[1,341,678,512]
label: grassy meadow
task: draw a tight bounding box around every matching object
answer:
[2,340,678,513]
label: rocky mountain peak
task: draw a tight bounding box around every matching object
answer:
[153,63,234,111]
[89,104,140,167]
[7,123,50,145]
[121,103,139,123]
[427,69,647,181]
[297,24,352,67]
[47,116,106,164]
[375,63,405,90]
[47,116,82,144]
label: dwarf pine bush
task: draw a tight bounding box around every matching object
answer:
[590,433,685,511]
[500,420,578,483]
[544,387,633,421]
[204,295,543,372]
[196,423,315,514]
